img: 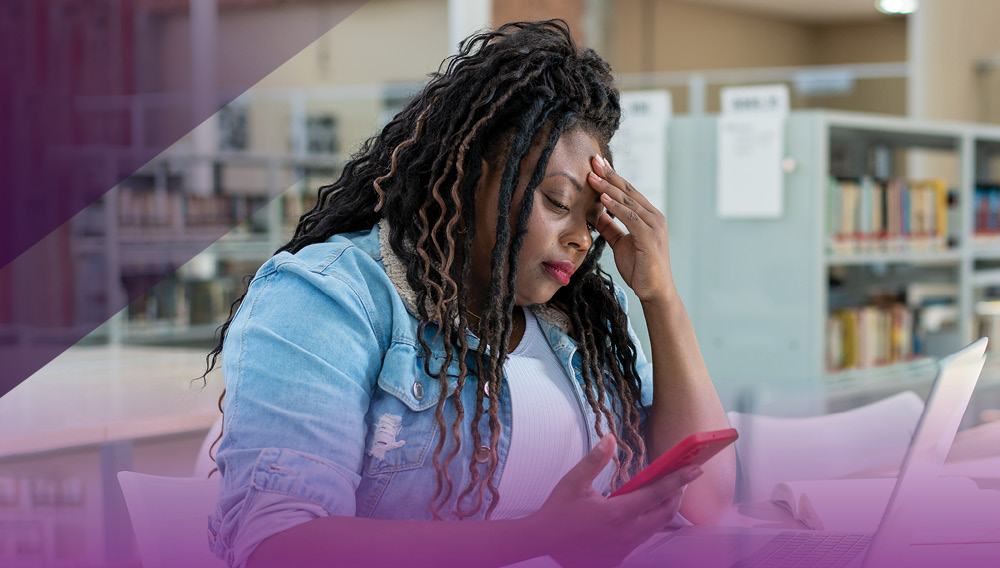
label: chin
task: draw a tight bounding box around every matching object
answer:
[517,288,560,307]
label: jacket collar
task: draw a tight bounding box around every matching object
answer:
[375,218,571,334]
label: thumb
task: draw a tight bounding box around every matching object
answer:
[596,211,626,249]
[559,434,615,490]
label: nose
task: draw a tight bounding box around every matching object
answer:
[561,215,593,251]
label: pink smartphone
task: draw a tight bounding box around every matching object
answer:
[609,428,738,498]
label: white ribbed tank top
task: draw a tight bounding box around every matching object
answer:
[492,307,589,520]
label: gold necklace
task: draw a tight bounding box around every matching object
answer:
[466,308,483,327]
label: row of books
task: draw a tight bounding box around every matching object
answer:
[72,185,316,241]
[118,189,270,229]
[126,260,261,331]
[826,177,949,255]
[826,304,916,371]
[827,282,961,372]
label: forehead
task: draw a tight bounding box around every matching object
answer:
[548,128,601,167]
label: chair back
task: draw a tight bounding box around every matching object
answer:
[117,471,223,568]
[727,391,925,500]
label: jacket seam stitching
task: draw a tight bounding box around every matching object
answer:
[325,268,386,354]
[364,470,393,516]
[229,272,272,444]
[270,243,386,351]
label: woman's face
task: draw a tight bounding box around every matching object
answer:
[469,128,605,309]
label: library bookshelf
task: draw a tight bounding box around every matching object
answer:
[0,148,342,349]
[0,146,324,567]
[107,151,338,346]
[662,110,1000,416]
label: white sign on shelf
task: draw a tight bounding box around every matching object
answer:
[609,90,672,218]
[720,84,789,116]
[717,84,789,219]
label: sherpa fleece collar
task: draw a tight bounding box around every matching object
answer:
[376,218,571,334]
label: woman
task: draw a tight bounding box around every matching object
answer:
[206,20,734,568]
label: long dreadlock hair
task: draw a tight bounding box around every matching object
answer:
[202,19,648,520]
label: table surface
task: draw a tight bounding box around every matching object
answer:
[0,345,224,459]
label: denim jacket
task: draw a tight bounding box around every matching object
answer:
[208,221,654,567]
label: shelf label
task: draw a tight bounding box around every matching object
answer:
[717,85,788,219]
[721,85,789,116]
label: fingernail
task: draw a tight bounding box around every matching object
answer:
[599,434,614,451]
[684,466,703,482]
[595,154,606,168]
[601,192,612,202]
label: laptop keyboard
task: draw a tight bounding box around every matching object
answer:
[731,532,873,568]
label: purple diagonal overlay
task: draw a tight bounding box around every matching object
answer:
[0,0,368,398]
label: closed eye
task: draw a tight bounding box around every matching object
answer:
[545,194,598,234]
[547,195,570,212]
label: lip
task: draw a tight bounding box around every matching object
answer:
[542,261,576,286]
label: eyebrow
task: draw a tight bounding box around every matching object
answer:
[546,171,603,204]
[546,171,583,191]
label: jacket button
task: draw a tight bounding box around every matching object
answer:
[412,381,424,400]
[475,445,491,463]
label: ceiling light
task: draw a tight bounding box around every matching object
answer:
[876,0,919,14]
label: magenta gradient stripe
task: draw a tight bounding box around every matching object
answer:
[0,0,368,398]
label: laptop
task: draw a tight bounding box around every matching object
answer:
[624,337,989,568]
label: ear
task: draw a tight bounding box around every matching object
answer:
[477,157,501,198]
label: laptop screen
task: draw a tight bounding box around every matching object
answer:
[861,337,988,568]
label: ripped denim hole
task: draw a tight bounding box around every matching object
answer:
[368,413,406,460]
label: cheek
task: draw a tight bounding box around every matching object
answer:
[519,216,553,260]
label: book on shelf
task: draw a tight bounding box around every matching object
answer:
[827,176,949,255]
[973,184,1000,242]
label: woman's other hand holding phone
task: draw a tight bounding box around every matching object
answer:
[525,435,702,568]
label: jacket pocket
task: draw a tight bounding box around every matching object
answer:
[364,340,464,475]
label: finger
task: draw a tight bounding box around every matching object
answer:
[557,434,616,490]
[592,155,658,216]
[613,466,702,514]
[588,171,658,228]
[595,210,627,248]
[596,183,648,234]
[635,490,685,534]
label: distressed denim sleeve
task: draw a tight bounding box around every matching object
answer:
[208,252,387,568]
